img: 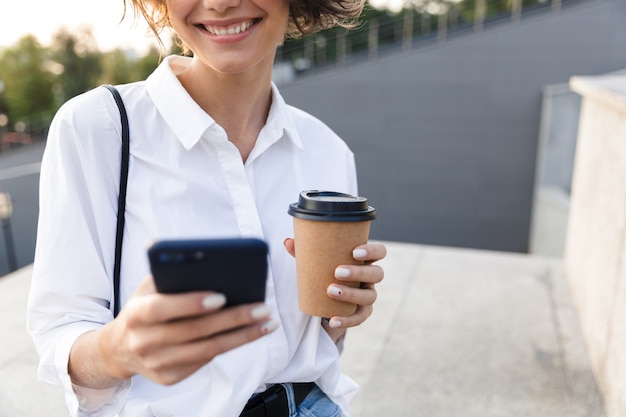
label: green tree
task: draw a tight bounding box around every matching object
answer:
[100,46,161,85]
[100,48,135,85]
[132,46,161,81]
[0,35,55,126]
[52,27,102,102]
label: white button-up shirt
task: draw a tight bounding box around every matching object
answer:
[27,56,359,417]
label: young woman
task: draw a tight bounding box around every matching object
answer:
[27,0,386,416]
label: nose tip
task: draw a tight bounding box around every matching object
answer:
[202,0,242,13]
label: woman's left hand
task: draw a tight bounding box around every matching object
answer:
[283,239,386,332]
[323,242,387,329]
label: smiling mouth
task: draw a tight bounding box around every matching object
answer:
[201,19,259,36]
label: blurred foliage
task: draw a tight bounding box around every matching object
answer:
[99,47,162,85]
[52,28,102,102]
[0,29,163,133]
[0,35,56,127]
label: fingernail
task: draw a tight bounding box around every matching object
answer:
[335,267,351,279]
[353,248,367,259]
[328,285,343,297]
[329,318,342,328]
[202,293,226,309]
[251,304,273,320]
[261,319,280,334]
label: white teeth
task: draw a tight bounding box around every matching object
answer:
[205,20,253,36]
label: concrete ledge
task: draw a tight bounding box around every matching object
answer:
[566,72,626,417]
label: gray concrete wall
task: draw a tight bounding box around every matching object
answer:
[280,0,626,252]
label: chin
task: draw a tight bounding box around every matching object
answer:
[204,56,273,77]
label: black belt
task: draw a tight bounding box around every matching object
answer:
[239,383,315,417]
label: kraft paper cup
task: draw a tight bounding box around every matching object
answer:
[288,191,377,317]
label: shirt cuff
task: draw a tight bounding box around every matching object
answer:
[52,324,131,417]
[72,381,132,416]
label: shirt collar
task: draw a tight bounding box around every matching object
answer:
[146,55,216,151]
[263,83,303,150]
[145,55,303,152]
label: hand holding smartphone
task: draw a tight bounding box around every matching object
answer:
[148,238,268,307]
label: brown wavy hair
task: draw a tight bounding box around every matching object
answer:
[124,0,365,52]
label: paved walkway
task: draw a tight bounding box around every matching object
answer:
[0,242,605,416]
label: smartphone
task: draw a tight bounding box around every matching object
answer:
[148,238,268,307]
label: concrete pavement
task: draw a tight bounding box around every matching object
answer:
[0,264,65,417]
[0,241,605,416]
[342,242,604,417]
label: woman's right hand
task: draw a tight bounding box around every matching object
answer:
[69,275,278,388]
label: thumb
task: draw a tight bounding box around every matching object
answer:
[133,274,157,297]
[283,237,295,258]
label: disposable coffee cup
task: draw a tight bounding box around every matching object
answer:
[288,190,377,317]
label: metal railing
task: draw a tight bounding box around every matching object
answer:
[275,0,588,77]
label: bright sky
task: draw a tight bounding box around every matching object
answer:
[0,0,162,53]
[369,0,406,12]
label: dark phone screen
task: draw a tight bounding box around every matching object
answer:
[148,238,268,307]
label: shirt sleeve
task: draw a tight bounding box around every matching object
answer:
[26,88,131,417]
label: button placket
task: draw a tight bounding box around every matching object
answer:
[213,139,288,374]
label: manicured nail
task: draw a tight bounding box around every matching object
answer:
[251,304,273,320]
[202,293,226,310]
[261,319,280,334]
[329,318,342,328]
[335,267,351,279]
[328,285,343,297]
[353,248,367,259]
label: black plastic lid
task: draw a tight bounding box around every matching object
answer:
[288,190,376,222]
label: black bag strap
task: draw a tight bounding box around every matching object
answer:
[102,85,130,318]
